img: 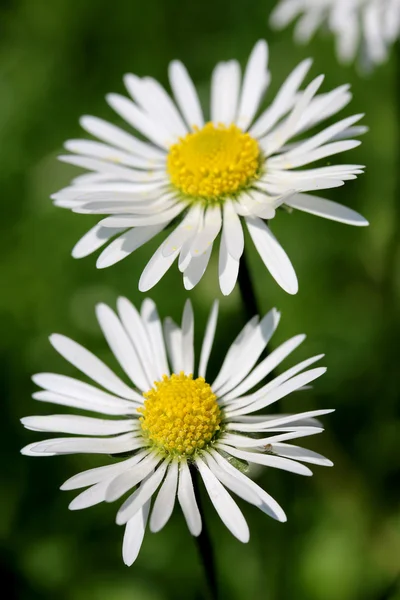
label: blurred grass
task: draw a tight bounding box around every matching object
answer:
[0,0,399,599]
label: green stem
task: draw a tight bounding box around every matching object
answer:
[191,466,218,600]
[238,246,259,320]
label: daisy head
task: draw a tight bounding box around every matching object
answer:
[22,298,333,565]
[270,0,400,69]
[53,40,368,295]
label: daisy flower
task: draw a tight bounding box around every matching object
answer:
[53,40,368,296]
[270,0,400,69]
[22,298,333,566]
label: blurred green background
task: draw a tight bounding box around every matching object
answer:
[1,0,399,598]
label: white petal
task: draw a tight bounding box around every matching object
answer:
[183,245,213,290]
[168,61,204,129]
[195,458,250,543]
[212,316,259,391]
[237,40,270,131]
[222,200,244,260]
[286,193,369,226]
[221,334,306,402]
[273,443,333,466]
[21,414,135,436]
[218,234,240,296]
[181,300,195,374]
[250,58,313,138]
[177,459,202,536]
[215,308,281,397]
[141,298,170,378]
[226,409,335,432]
[96,224,165,269]
[163,318,183,373]
[117,297,158,383]
[203,453,261,506]
[69,479,110,510]
[116,459,170,525]
[96,303,151,391]
[138,242,180,292]
[61,451,149,490]
[189,205,222,257]
[122,501,150,566]
[72,223,125,259]
[162,205,203,257]
[211,450,286,522]
[217,443,313,476]
[150,461,179,532]
[226,367,327,417]
[198,301,219,379]
[32,372,140,413]
[106,93,172,149]
[28,432,141,455]
[211,61,241,125]
[65,138,161,169]
[49,334,138,400]
[245,216,298,295]
[80,115,166,161]
[106,453,161,502]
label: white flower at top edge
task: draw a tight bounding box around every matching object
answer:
[21,298,334,566]
[270,0,400,69]
[53,40,368,295]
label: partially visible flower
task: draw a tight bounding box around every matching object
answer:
[270,0,400,69]
[53,40,368,296]
[22,298,333,565]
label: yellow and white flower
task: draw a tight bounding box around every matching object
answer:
[270,0,400,68]
[22,298,333,566]
[53,40,368,295]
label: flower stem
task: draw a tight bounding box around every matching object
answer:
[238,247,259,319]
[191,466,218,600]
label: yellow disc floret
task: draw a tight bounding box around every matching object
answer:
[167,122,261,200]
[138,372,221,457]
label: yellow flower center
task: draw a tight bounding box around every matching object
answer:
[138,372,221,457]
[167,122,261,200]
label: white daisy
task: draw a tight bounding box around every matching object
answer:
[53,40,368,296]
[270,0,400,69]
[22,298,333,566]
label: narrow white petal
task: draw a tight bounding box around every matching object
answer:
[116,459,170,525]
[96,303,151,391]
[181,300,195,375]
[245,216,298,295]
[212,450,287,521]
[217,443,313,476]
[218,234,240,296]
[80,115,166,161]
[221,334,306,402]
[169,60,204,129]
[122,501,150,566]
[195,458,250,543]
[21,414,135,436]
[150,461,179,532]
[215,308,281,397]
[237,40,270,131]
[272,443,333,466]
[72,224,125,259]
[32,372,140,413]
[61,451,149,490]
[211,61,241,125]
[138,242,180,292]
[106,453,161,502]
[28,432,141,456]
[222,200,244,260]
[203,453,261,506]
[49,334,138,400]
[226,409,335,432]
[199,301,219,379]
[163,318,183,373]
[141,298,170,378]
[286,194,369,226]
[107,93,172,149]
[162,205,203,257]
[189,205,222,257]
[117,297,158,383]
[177,459,202,536]
[96,224,166,269]
[183,245,213,290]
[65,138,161,169]
[69,479,110,511]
